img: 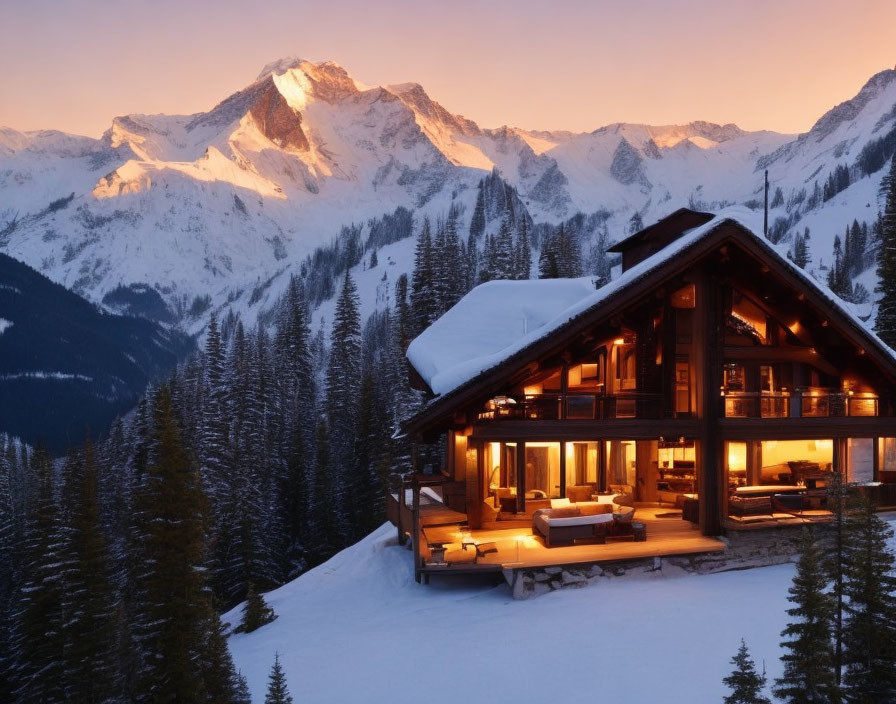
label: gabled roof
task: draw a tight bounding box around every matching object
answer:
[405,206,896,434]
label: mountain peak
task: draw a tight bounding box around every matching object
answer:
[256,56,306,81]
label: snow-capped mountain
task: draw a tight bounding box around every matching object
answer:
[1,58,895,331]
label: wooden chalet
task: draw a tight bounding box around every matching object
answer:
[390,207,896,583]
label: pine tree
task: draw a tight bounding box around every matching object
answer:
[234,671,252,704]
[326,270,362,542]
[410,217,436,335]
[469,184,486,243]
[514,215,532,279]
[773,529,840,704]
[201,607,243,704]
[789,228,811,269]
[723,639,771,704]
[825,468,854,686]
[11,446,66,704]
[629,212,643,234]
[238,583,276,633]
[841,498,896,700]
[265,653,293,704]
[492,213,515,280]
[61,438,119,703]
[131,385,212,703]
[875,155,896,348]
[0,443,16,701]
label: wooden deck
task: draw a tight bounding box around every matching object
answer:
[418,507,726,574]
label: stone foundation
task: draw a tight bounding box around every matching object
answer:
[504,523,830,599]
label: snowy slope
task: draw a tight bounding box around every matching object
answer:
[226,522,807,704]
[1,60,895,336]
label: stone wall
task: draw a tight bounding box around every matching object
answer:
[503,523,832,600]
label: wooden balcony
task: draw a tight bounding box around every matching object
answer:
[722,390,879,419]
[477,392,665,423]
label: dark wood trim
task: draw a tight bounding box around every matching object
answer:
[470,419,704,442]
[516,441,526,514]
[719,417,896,439]
[698,266,723,536]
[559,440,567,497]
[723,345,839,376]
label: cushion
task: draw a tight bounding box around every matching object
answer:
[481,500,500,522]
[546,507,581,519]
[551,498,573,509]
[546,513,614,528]
[566,485,595,503]
[577,503,613,516]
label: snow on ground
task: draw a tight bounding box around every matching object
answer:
[228,522,806,704]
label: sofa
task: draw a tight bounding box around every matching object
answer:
[532,501,639,547]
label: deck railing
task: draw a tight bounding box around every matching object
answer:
[477,392,664,422]
[722,390,878,419]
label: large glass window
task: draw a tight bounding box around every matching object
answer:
[565,442,598,490]
[847,439,873,483]
[759,439,833,486]
[524,443,561,499]
[879,438,896,474]
[607,440,636,489]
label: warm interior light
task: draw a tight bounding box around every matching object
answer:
[613,337,625,345]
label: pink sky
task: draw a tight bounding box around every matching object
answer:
[1,0,894,138]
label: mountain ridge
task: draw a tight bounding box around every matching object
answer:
[1,58,894,336]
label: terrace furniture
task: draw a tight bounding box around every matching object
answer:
[461,539,498,562]
[532,504,615,547]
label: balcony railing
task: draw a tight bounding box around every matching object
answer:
[477,392,663,422]
[723,390,878,419]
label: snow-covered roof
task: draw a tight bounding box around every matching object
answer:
[407,206,895,398]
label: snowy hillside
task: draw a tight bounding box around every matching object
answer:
[226,522,809,704]
[1,59,895,335]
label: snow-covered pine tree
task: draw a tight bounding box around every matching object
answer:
[841,498,896,699]
[492,213,516,280]
[326,270,362,541]
[201,605,243,704]
[723,639,771,704]
[61,438,119,703]
[629,212,643,234]
[789,227,811,269]
[875,155,896,348]
[514,215,532,279]
[131,385,212,703]
[469,184,486,244]
[539,231,561,279]
[590,224,613,287]
[0,441,17,701]
[11,446,66,704]
[264,653,293,704]
[233,671,252,704]
[410,217,436,336]
[773,529,839,704]
[824,468,854,686]
[238,583,276,633]
[443,204,466,306]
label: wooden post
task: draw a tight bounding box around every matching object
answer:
[559,441,567,498]
[412,477,422,583]
[517,442,526,514]
[697,266,723,536]
[466,440,482,529]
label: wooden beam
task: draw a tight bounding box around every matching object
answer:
[718,417,896,439]
[470,418,704,441]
